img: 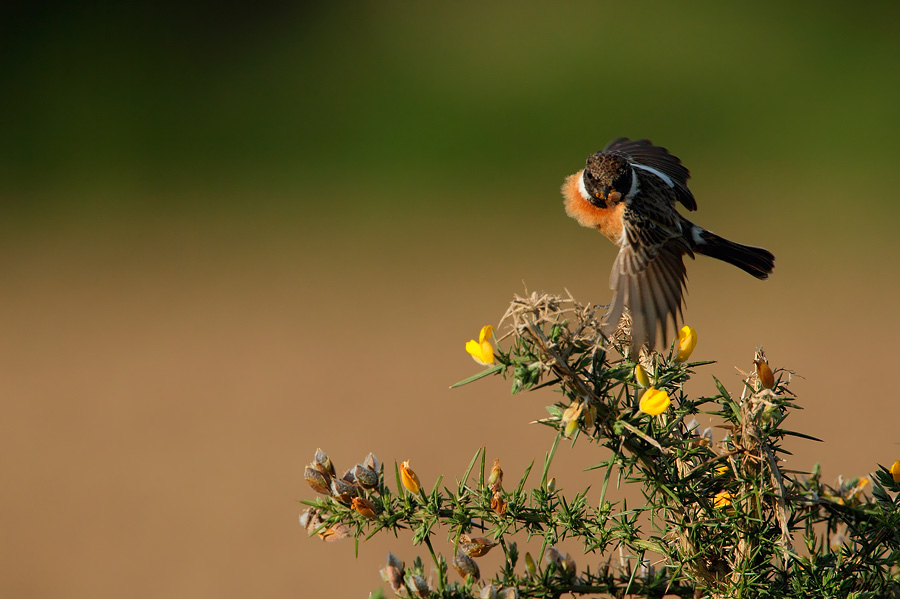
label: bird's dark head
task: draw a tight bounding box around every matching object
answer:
[582,152,634,207]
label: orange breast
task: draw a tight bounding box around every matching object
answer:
[562,170,625,245]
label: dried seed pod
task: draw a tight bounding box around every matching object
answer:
[386,552,405,572]
[479,584,499,599]
[499,588,518,599]
[545,546,564,568]
[408,574,429,598]
[563,553,576,575]
[364,452,382,474]
[353,463,379,489]
[330,476,357,502]
[452,551,480,580]
[313,448,335,476]
[380,565,404,593]
[304,465,331,495]
[459,534,498,558]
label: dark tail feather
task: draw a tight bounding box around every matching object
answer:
[694,229,775,280]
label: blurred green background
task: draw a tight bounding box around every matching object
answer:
[2,2,900,597]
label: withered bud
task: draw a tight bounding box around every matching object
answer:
[408,574,429,598]
[298,508,321,533]
[583,402,597,429]
[452,551,480,580]
[305,466,331,495]
[380,565,404,593]
[499,588,518,599]
[490,490,507,516]
[459,534,498,558]
[488,458,503,489]
[319,523,350,542]
[353,463,379,489]
[313,448,335,476]
[351,496,377,519]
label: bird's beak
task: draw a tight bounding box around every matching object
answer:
[598,185,611,201]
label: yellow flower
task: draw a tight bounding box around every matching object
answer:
[399,460,421,494]
[715,464,729,476]
[891,460,900,483]
[639,387,670,416]
[713,490,733,509]
[633,363,650,388]
[465,325,495,365]
[675,326,697,362]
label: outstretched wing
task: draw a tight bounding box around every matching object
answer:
[604,201,691,351]
[603,138,696,211]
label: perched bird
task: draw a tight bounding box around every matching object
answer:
[562,138,774,352]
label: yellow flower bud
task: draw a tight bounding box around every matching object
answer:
[754,358,775,390]
[399,460,421,494]
[560,402,584,438]
[351,496,377,519]
[488,458,503,489]
[524,552,536,575]
[675,326,697,362]
[713,490,732,509]
[891,460,900,483]
[639,387,671,416]
[633,363,650,388]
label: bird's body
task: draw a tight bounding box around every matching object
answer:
[562,138,775,352]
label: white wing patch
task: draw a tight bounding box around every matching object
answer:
[633,163,675,188]
[691,225,705,245]
[625,168,640,200]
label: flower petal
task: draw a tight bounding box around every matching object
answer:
[675,325,697,362]
[639,387,671,416]
[478,325,494,344]
[713,490,732,508]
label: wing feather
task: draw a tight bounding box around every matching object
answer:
[603,138,696,211]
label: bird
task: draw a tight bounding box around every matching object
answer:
[561,137,775,352]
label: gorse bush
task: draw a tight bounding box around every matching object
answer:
[299,293,900,598]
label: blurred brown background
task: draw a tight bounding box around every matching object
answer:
[2,1,899,597]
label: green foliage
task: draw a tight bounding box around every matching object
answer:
[300,293,900,598]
